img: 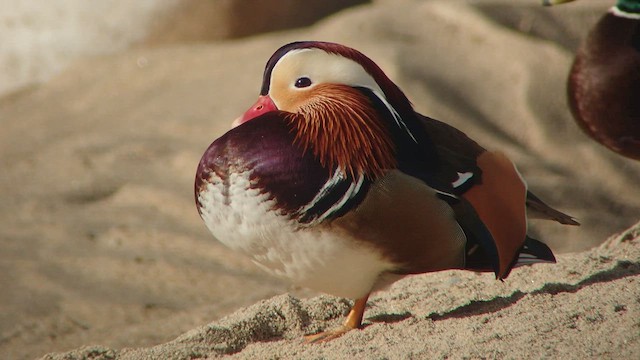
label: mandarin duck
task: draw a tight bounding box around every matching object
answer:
[545,0,640,160]
[195,41,579,342]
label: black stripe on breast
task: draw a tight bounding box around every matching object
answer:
[297,172,370,225]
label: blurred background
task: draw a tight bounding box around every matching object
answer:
[1,1,638,359]
[0,0,367,97]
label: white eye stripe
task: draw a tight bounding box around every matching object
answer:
[270,47,419,144]
[272,48,383,95]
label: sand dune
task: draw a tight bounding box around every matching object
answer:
[1,1,639,359]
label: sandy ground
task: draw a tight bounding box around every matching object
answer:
[42,222,640,359]
[1,0,639,359]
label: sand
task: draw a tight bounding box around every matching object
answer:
[41,222,640,359]
[1,0,639,359]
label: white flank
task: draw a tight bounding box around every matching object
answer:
[198,171,395,299]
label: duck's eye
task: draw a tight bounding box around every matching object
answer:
[294,77,312,88]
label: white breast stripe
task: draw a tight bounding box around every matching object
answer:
[298,170,346,214]
[317,173,365,223]
[299,172,366,226]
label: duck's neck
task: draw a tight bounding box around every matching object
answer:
[612,0,640,19]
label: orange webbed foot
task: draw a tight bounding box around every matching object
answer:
[304,294,369,343]
[304,324,357,343]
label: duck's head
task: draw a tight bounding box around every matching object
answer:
[231,41,419,177]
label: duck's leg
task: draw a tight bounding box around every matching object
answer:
[304,294,370,343]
